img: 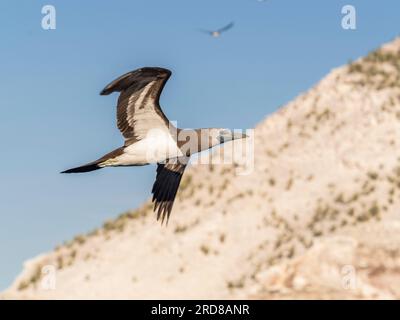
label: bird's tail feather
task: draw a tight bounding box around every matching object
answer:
[61,147,125,174]
[61,162,101,174]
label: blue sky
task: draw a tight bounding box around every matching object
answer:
[0,0,398,289]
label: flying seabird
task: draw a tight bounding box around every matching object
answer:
[62,67,247,224]
[200,21,234,38]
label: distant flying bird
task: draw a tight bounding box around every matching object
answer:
[200,21,234,38]
[62,67,247,224]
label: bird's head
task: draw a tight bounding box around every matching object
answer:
[216,128,248,144]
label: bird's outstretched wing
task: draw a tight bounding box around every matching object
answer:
[100,67,172,145]
[152,158,188,224]
[198,28,214,35]
[217,21,234,34]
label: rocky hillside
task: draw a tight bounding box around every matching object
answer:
[3,38,400,299]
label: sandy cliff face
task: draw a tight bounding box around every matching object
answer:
[3,38,400,299]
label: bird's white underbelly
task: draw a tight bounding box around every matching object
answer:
[116,131,183,165]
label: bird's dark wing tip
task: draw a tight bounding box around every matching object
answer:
[61,168,75,174]
[100,67,172,96]
[99,89,109,96]
[151,162,187,225]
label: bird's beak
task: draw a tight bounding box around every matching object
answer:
[218,130,248,143]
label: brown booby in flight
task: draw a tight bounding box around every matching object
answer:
[200,21,234,38]
[62,67,247,224]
